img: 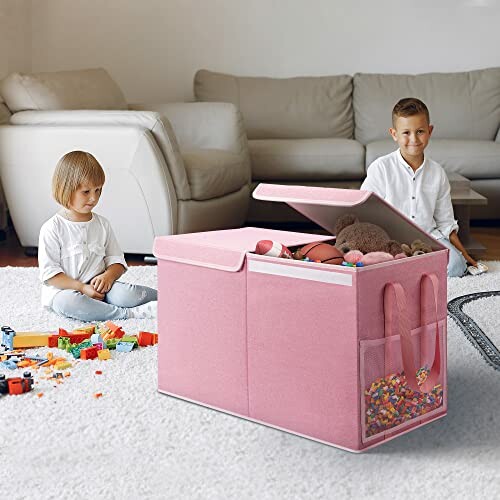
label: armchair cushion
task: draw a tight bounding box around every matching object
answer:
[1,68,127,113]
[182,150,249,201]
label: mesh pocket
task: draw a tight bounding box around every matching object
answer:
[360,324,445,442]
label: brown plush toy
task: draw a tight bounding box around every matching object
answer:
[401,239,433,257]
[334,214,403,256]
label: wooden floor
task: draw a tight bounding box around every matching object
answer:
[1,223,500,267]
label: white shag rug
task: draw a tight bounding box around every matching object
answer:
[2,264,500,500]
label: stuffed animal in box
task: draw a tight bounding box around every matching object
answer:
[401,239,433,257]
[334,214,403,256]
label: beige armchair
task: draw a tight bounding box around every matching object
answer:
[0,68,251,255]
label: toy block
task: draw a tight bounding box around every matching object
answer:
[104,338,119,350]
[73,324,96,335]
[7,372,33,395]
[49,331,93,348]
[90,334,106,348]
[58,337,71,351]
[116,341,134,353]
[69,340,93,359]
[13,331,53,348]
[54,361,72,370]
[121,335,138,348]
[97,349,111,360]
[104,321,125,339]
[7,378,24,395]
[138,331,158,347]
[80,347,98,360]
[1,326,15,350]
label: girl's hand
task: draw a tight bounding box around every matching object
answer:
[81,283,105,301]
[90,272,115,294]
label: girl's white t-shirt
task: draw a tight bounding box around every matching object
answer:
[38,212,128,307]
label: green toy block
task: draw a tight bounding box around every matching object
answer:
[121,335,138,348]
[58,337,71,351]
[70,340,93,359]
[105,338,119,350]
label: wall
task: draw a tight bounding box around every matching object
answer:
[24,0,500,102]
[0,0,31,79]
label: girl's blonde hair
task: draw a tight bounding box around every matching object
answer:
[52,151,105,208]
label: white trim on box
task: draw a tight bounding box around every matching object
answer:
[248,259,352,286]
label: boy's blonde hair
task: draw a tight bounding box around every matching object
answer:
[392,97,430,127]
[52,151,105,208]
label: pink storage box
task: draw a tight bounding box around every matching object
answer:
[153,184,448,452]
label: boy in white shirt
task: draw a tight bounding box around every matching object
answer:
[361,97,487,277]
[39,150,158,320]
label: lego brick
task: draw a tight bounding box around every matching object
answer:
[116,341,134,353]
[121,335,138,348]
[104,321,125,339]
[97,349,111,360]
[80,347,98,360]
[12,331,52,348]
[138,331,158,347]
[73,325,96,335]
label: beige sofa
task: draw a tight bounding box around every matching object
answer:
[0,68,251,254]
[195,68,500,223]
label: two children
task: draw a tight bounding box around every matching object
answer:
[38,151,158,321]
[361,97,487,278]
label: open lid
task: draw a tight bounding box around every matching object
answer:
[253,184,445,251]
[153,227,333,271]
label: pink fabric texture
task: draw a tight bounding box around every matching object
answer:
[155,187,448,452]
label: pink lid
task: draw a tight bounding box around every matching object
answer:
[153,227,332,271]
[253,183,444,250]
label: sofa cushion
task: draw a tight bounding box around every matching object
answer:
[195,69,353,140]
[249,138,365,181]
[182,149,248,201]
[354,67,500,144]
[366,139,500,179]
[0,68,127,112]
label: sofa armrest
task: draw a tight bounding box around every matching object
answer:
[10,110,191,200]
[0,123,178,250]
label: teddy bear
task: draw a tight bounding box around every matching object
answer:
[334,214,403,256]
[401,239,433,257]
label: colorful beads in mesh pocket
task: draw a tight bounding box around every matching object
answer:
[365,368,443,437]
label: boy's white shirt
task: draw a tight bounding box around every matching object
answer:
[38,212,128,307]
[361,149,458,240]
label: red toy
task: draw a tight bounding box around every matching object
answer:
[80,347,98,360]
[138,331,158,347]
[254,240,293,259]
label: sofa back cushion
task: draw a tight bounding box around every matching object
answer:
[354,67,500,144]
[195,69,353,140]
[0,68,127,112]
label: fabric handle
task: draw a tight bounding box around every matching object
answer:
[384,274,441,393]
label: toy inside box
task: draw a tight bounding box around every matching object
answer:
[153,184,449,452]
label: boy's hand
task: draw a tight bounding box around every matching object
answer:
[81,284,105,301]
[90,272,115,294]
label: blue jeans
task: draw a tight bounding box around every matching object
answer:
[438,238,467,278]
[51,281,158,322]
